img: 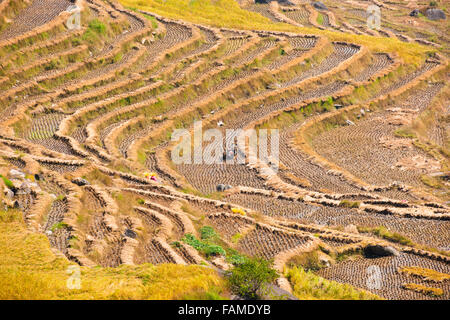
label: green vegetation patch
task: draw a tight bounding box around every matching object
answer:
[226,257,278,300]
[358,226,413,246]
[182,233,226,257]
[338,200,360,208]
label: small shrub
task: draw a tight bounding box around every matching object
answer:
[317,13,324,25]
[288,250,323,271]
[50,222,69,231]
[182,233,226,257]
[71,38,82,46]
[200,226,218,241]
[226,257,278,300]
[0,175,15,191]
[171,241,182,248]
[339,200,360,208]
[88,19,106,34]
[112,52,123,63]
[231,233,242,244]
[203,244,226,256]
[227,253,247,266]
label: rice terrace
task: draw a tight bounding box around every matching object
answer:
[0,0,449,302]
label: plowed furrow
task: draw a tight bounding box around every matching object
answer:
[281,43,360,88]
[238,224,310,260]
[0,0,72,41]
[283,7,313,27]
[311,83,445,187]
[353,53,393,83]
[136,239,176,265]
[137,20,193,69]
[245,4,280,22]
[318,253,450,300]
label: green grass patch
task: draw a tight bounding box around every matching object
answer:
[420,174,443,189]
[394,128,416,139]
[317,13,324,26]
[338,200,360,208]
[231,233,242,244]
[183,226,247,264]
[358,226,414,246]
[0,175,15,191]
[182,233,226,257]
[50,222,69,232]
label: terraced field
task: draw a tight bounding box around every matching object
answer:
[0,0,448,300]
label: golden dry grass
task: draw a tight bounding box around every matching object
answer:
[398,266,450,283]
[402,283,443,297]
[286,266,381,300]
[0,208,227,300]
[121,0,434,65]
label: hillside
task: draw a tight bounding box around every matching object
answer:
[0,0,448,300]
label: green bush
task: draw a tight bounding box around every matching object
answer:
[226,257,278,300]
[171,241,182,248]
[0,175,15,191]
[339,200,360,208]
[182,233,226,257]
[183,227,247,263]
[82,19,107,43]
[231,232,242,244]
[71,38,82,46]
[50,222,69,232]
[200,226,218,241]
[227,253,247,266]
[88,19,106,34]
[203,244,226,256]
[317,13,324,25]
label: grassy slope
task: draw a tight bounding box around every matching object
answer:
[0,206,383,300]
[121,0,434,65]
[286,267,381,300]
[0,177,383,300]
[0,209,227,300]
[0,1,439,300]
